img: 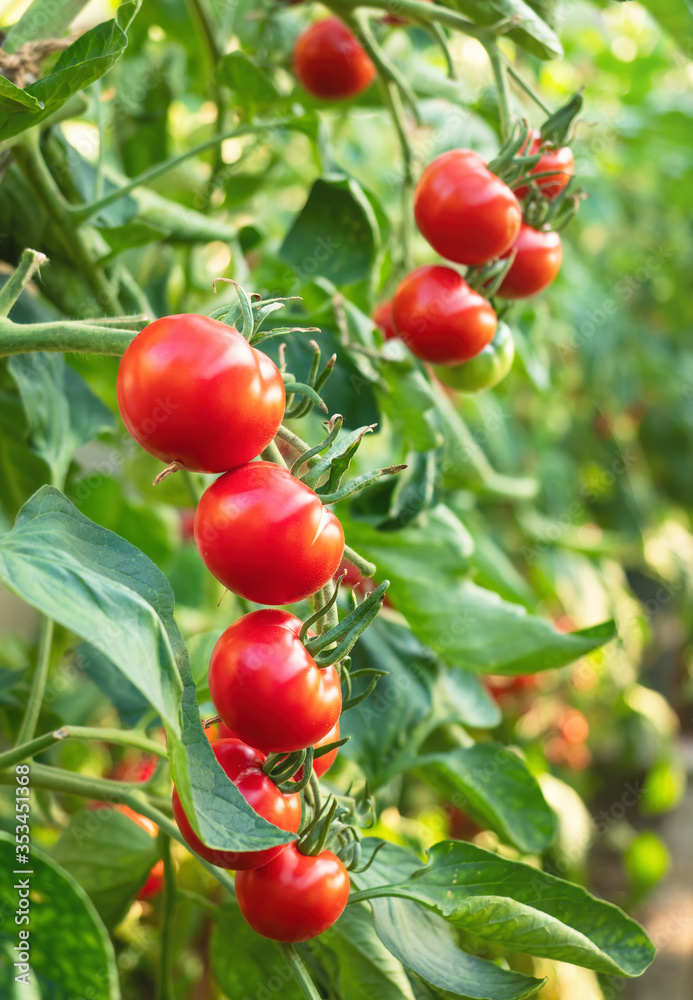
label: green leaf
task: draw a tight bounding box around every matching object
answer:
[0,832,120,999]
[449,0,563,60]
[52,807,159,928]
[3,0,91,53]
[354,841,546,1000]
[8,354,114,488]
[637,0,693,46]
[0,3,141,143]
[0,487,293,855]
[340,507,615,675]
[210,905,303,1000]
[217,51,281,105]
[318,904,417,1000]
[74,642,152,727]
[0,78,44,115]
[418,745,557,853]
[367,841,656,977]
[378,360,443,453]
[281,176,380,286]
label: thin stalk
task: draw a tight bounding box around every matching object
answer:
[0,725,167,770]
[342,9,419,123]
[12,133,122,316]
[379,78,415,271]
[427,22,457,79]
[260,439,289,468]
[0,317,137,356]
[184,0,226,180]
[506,64,552,116]
[328,0,487,39]
[275,424,311,455]
[484,38,513,143]
[343,545,376,579]
[158,833,176,1000]
[0,249,47,318]
[280,944,325,1000]
[15,618,54,746]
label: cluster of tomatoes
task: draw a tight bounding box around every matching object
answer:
[115,314,354,941]
[288,11,573,393]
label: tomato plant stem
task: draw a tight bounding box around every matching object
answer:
[427,22,457,79]
[379,78,415,272]
[14,616,54,747]
[157,833,177,1000]
[184,0,226,182]
[280,944,325,1000]
[0,317,138,356]
[506,64,553,116]
[329,0,486,39]
[0,248,47,318]
[343,544,376,579]
[0,725,168,770]
[484,38,513,143]
[12,131,123,316]
[261,440,289,468]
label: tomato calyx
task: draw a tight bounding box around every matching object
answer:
[302,578,391,666]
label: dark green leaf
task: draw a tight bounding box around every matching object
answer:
[378,361,443,454]
[74,642,151,727]
[51,807,159,928]
[210,905,303,1000]
[281,176,380,286]
[217,51,281,105]
[0,832,120,999]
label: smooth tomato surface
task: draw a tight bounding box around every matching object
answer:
[373,299,397,341]
[392,265,497,365]
[236,843,350,941]
[117,315,285,473]
[293,18,376,100]
[432,322,515,392]
[414,150,521,265]
[172,738,300,870]
[499,225,563,299]
[514,131,574,200]
[209,609,341,753]
[194,462,345,605]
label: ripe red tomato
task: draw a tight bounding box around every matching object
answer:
[209,609,341,754]
[498,225,562,299]
[514,131,574,201]
[194,462,345,605]
[293,18,376,101]
[116,315,285,474]
[236,843,350,941]
[392,265,497,365]
[414,150,521,265]
[172,738,300,870]
[373,299,397,341]
[138,860,165,900]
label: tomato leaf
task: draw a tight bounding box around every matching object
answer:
[363,841,656,977]
[74,642,152,727]
[0,77,44,114]
[210,905,304,999]
[281,176,381,287]
[217,51,281,106]
[2,0,91,53]
[448,0,563,60]
[0,832,120,999]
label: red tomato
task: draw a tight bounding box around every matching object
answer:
[498,225,562,299]
[138,859,165,900]
[560,709,589,745]
[414,150,521,265]
[217,721,235,739]
[514,130,574,201]
[294,720,340,781]
[373,300,397,341]
[392,265,497,365]
[116,315,285,474]
[209,609,341,754]
[236,843,350,941]
[194,462,345,605]
[172,738,301,870]
[109,753,158,783]
[293,18,376,101]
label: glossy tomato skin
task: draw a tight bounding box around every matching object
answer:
[209,609,341,753]
[414,150,521,265]
[432,322,514,392]
[498,225,562,299]
[194,462,345,605]
[514,131,574,201]
[293,18,376,101]
[392,265,497,365]
[116,315,285,473]
[373,299,397,341]
[236,843,350,941]
[172,738,300,870]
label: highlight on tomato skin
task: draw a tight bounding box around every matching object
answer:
[172,738,301,871]
[414,149,522,266]
[235,842,351,942]
[194,462,345,606]
[392,265,498,366]
[292,18,376,101]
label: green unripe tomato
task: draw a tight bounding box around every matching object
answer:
[432,322,514,393]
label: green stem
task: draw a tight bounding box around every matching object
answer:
[275,424,311,456]
[379,79,415,272]
[427,22,457,79]
[0,317,137,357]
[185,0,225,179]
[280,944,325,1000]
[343,544,376,579]
[341,8,419,122]
[506,64,552,116]
[12,132,122,316]
[0,249,48,318]
[158,833,176,1000]
[0,725,167,770]
[261,439,289,468]
[15,617,54,746]
[67,120,292,226]
[329,0,487,38]
[484,38,513,142]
